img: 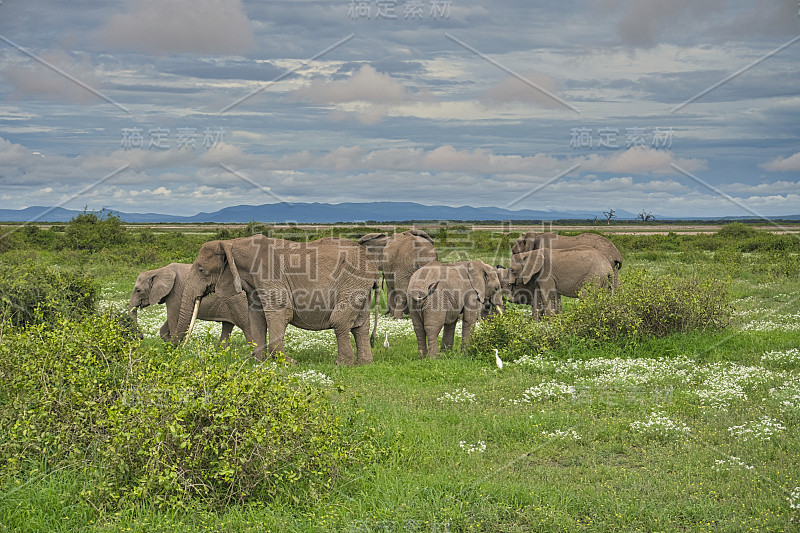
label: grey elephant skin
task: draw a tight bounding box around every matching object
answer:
[358,229,437,318]
[512,231,622,286]
[177,236,380,365]
[504,245,614,317]
[129,263,266,352]
[408,260,502,358]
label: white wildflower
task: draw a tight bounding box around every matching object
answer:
[292,369,334,387]
[438,388,476,404]
[789,487,800,510]
[728,416,785,441]
[712,456,754,472]
[542,429,581,440]
[630,411,691,438]
[459,440,486,454]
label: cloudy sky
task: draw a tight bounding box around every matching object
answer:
[0,0,798,218]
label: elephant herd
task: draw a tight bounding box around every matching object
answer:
[129,229,622,365]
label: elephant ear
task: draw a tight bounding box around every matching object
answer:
[519,251,545,284]
[409,229,435,245]
[511,236,528,254]
[467,261,487,303]
[358,233,388,246]
[150,268,177,304]
[215,241,243,296]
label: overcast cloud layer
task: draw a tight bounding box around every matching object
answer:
[0,0,798,218]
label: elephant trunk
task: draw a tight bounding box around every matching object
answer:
[173,268,206,345]
[181,298,201,348]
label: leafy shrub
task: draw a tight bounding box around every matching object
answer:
[0,262,98,327]
[469,269,732,359]
[101,355,349,507]
[565,269,732,341]
[715,222,759,240]
[0,313,136,471]
[0,314,362,509]
[753,251,800,278]
[64,209,128,251]
[469,305,563,363]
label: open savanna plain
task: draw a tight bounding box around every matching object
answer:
[1,219,799,532]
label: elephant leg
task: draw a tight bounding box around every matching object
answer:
[217,321,234,348]
[393,292,408,319]
[410,310,427,356]
[543,287,559,316]
[441,321,457,352]
[385,275,397,317]
[265,310,293,363]
[392,272,411,319]
[159,321,171,341]
[460,309,479,351]
[425,322,443,358]
[352,319,374,365]
[333,324,356,366]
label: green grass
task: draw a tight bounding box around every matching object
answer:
[2,225,800,531]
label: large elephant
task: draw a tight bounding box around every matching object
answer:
[504,245,614,317]
[358,229,437,318]
[511,231,622,286]
[176,236,380,365]
[129,263,266,351]
[408,260,502,358]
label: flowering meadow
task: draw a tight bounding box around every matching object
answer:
[1,223,799,531]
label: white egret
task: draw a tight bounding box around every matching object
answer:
[494,348,503,369]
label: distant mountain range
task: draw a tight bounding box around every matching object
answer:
[0,203,798,223]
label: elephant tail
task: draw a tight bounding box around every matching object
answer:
[409,281,439,303]
[370,278,380,347]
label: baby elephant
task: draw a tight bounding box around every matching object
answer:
[129,263,266,353]
[408,260,502,358]
[505,245,614,317]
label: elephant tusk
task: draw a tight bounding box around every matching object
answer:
[495,305,503,315]
[129,306,138,317]
[182,298,201,348]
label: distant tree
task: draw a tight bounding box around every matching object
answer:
[65,208,127,251]
[602,209,616,225]
[637,210,655,222]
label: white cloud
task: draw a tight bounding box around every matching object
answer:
[760,153,800,172]
[293,65,406,104]
[94,0,255,54]
[292,65,408,123]
[580,148,707,175]
[3,50,104,104]
[481,70,564,108]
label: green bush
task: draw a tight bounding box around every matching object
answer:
[469,305,563,363]
[470,269,732,360]
[565,269,732,341]
[0,313,136,471]
[0,262,98,327]
[64,209,128,251]
[0,314,360,509]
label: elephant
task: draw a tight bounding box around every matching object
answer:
[511,231,622,287]
[408,260,502,358]
[176,236,381,365]
[358,229,437,318]
[504,245,614,317]
[129,263,266,352]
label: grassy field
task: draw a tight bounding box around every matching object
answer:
[1,221,799,532]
